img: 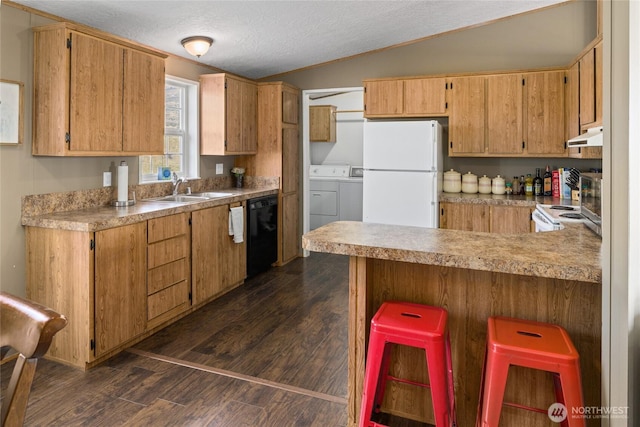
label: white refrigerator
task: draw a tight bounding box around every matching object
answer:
[362,120,442,228]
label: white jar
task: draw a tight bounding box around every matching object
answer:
[492,175,506,195]
[478,175,492,194]
[443,169,461,193]
[461,172,478,194]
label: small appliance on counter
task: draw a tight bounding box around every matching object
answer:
[580,173,603,236]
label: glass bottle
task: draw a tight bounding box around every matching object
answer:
[533,168,543,196]
[512,176,520,195]
[519,175,525,195]
[543,165,553,196]
[525,174,534,196]
[505,182,513,195]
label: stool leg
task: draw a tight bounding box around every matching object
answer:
[373,342,393,413]
[479,350,510,427]
[557,365,586,427]
[445,332,456,426]
[359,330,387,427]
[425,339,452,426]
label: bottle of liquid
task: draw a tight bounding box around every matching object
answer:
[519,175,525,195]
[543,165,553,196]
[533,168,543,196]
[525,174,534,196]
[512,176,520,195]
[505,182,513,195]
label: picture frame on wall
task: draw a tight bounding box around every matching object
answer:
[0,79,24,145]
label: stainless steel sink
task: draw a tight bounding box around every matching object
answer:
[146,195,211,203]
[190,192,237,198]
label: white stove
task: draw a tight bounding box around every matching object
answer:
[533,204,584,231]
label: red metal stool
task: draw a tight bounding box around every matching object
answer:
[477,316,585,427]
[359,302,456,427]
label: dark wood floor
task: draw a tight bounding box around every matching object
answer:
[2,252,429,427]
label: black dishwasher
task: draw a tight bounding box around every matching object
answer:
[246,195,278,278]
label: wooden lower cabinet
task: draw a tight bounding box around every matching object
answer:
[280,192,300,264]
[440,202,533,233]
[192,203,247,305]
[26,222,148,368]
[147,213,191,328]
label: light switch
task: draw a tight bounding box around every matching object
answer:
[216,163,223,175]
[103,172,112,187]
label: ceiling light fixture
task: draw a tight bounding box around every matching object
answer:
[181,36,213,58]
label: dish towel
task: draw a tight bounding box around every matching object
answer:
[228,206,244,244]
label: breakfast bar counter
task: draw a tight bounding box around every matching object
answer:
[303,221,602,427]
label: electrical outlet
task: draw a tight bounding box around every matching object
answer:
[216,163,223,175]
[103,172,112,187]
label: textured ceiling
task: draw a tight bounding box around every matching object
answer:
[11,0,568,79]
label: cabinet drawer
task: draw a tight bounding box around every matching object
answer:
[148,258,187,295]
[310,191,337,216]
[148,213,189,243]
[148,235,188,269]
[147,280,190,320]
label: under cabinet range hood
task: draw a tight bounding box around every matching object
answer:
[567,126,603,147]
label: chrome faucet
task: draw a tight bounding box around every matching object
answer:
[172,172,188,195]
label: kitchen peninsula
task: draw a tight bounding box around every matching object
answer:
[302,221,601,427]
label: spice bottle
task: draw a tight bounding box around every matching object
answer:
[512,176,520,195]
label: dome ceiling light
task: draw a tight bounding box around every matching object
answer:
[181,36,213,58]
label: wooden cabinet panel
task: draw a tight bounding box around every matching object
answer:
[448,76,486,155]
[439,202,489,232]
[281,192,300,263]
[70,32,124,153]
[404,78,447,115]
[487,74,523,154]
[565,63,580,141]
[148,236,189,269]
[123,49,165,153]
[282,89,299,124]
[490,206,533,234]
[524,71,566,155]
[148,258,188,295]
[282,127,299,194]
[148,212,189,243]
[364,80,404,116]
[200,73,257,155]
[579,48,596,127]
[94,223,147,356]
[147,280,190,321]
[309,105,336,142]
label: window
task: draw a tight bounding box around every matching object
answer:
[139,76,199,183]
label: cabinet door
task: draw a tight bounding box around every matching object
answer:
[94,223,147,356]
[439,202,489,232]
[525,71,566,155]
[123,49,165,154]
[565,63,580,141]
[486,74,523,154]
[281,192,300,263]
[241,80,258,153]
[70,32,123,152]
[309,106,336,142]
[364,80,404,116]
[490,206,533,234]
[282,89,299,124]
[579,48,596,127]
[225,77,245,153]
[282,127,299,193]
[222,202,247,289]
[404,78,447,115]
[448,76,486,155]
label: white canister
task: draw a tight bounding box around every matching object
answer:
[478,175,492,194]
[461,172,478,194]
[492,175,506,195]
[443,169,461,193]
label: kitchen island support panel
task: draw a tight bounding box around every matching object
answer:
[347,256,600,427]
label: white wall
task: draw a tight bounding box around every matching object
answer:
[309,91,364,167]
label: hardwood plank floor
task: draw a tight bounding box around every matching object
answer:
[2,252,429,426]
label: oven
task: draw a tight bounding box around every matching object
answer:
[532,204,583,232]
[246,195,278,278]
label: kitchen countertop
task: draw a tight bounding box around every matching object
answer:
[302,220,601,283]
[439,191,580,207]
[22,187,279,232]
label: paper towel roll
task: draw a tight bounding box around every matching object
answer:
[117,161,128,202]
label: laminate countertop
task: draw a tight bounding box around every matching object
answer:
[302,221,601,284]
[21,187,279,232]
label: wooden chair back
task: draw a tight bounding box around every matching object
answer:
[1,292,67,427]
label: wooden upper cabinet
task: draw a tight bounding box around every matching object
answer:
[200,73,258,155]
[579,47,596,127]
[448,76,486,155]
[309,105,336,142]
[524,71,566,155]
[364,80,404,116]
[282,90,299,124]
[364,78,447,117]
[486,74,523,155]
[32,23,166,156]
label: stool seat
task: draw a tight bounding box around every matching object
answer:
[359,302,456,427]
[477,316,585,427]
